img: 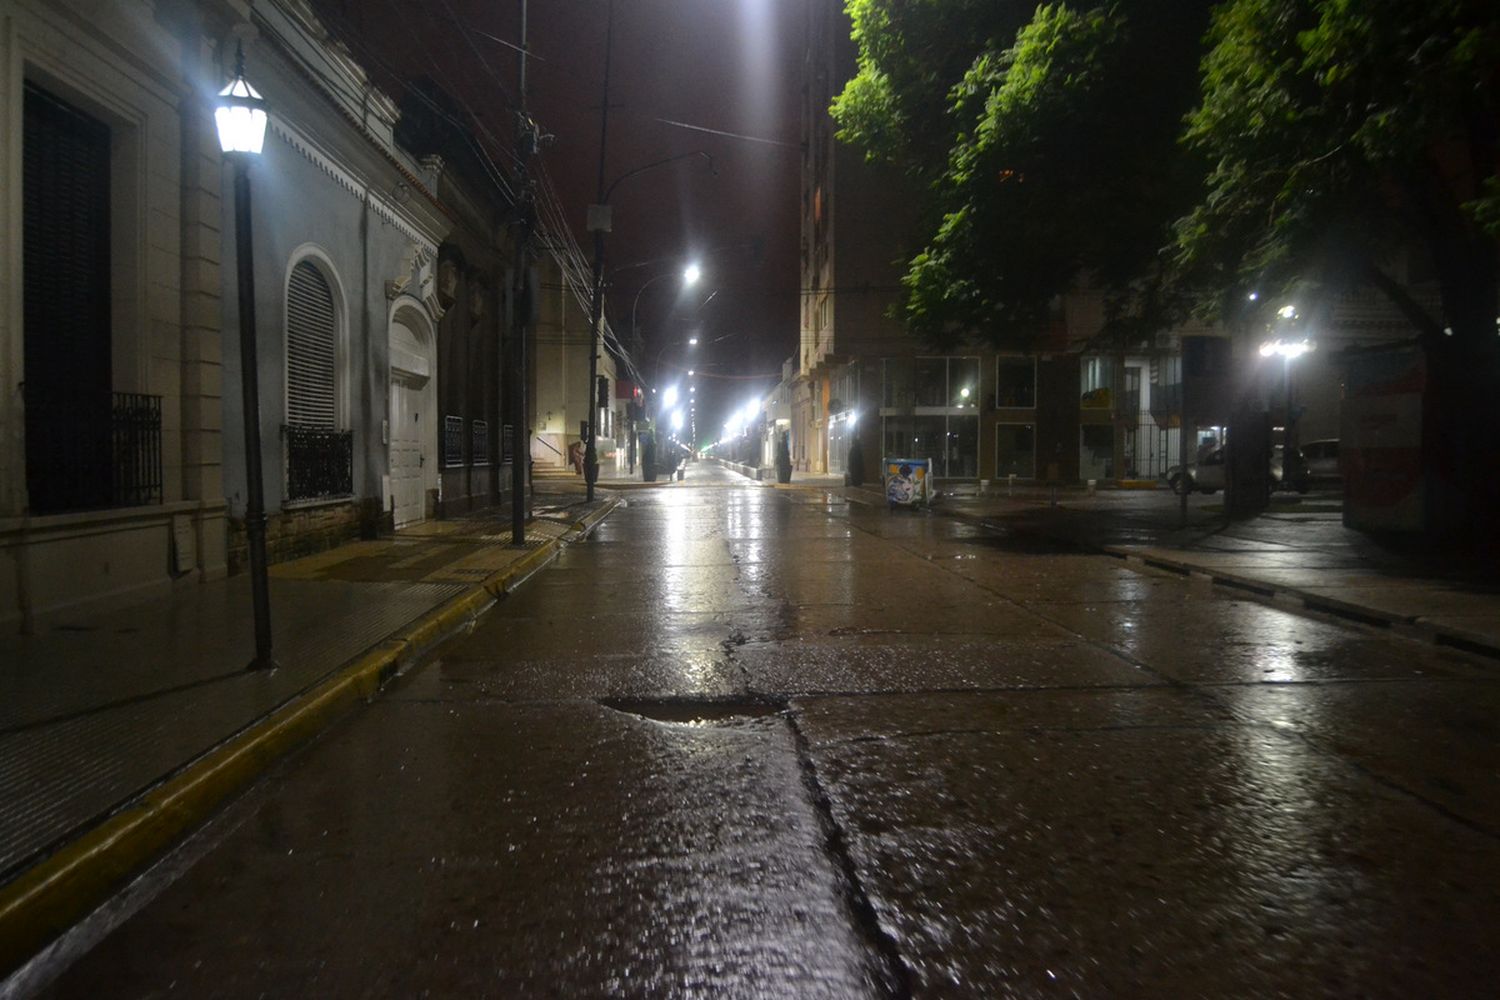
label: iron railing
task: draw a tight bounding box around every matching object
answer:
[23,391,162,514]
[471,420,490,465]
[443,415,464,467]
[111,392,163,506]
[283,423,353,502]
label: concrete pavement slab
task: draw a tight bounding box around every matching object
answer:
[737,636,1160,695]
[40,700,893,999]
[1018,596,1493,685]
[794,688,1500,998]
[1218,679,1500,832]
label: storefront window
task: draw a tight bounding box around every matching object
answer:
[883,358,913,407]
[948,357,979,408]
[880,356,982,478]
[913,357,947,407]
[1081,355,1115,408]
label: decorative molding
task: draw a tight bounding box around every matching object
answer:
[269,117,439,256]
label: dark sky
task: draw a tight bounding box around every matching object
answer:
[315,0,804,436]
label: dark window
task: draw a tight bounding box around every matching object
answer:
[995,358,1036,408]
[23,83,114,514]
[996,424,1036,478]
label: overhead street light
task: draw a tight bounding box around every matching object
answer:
[216,43,275,672]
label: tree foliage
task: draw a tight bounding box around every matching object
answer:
[833,1,1212,349]
[1178,0,1499,355]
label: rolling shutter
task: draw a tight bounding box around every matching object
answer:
[286,260,335,427]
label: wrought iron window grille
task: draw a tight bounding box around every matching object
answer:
[283,423,353,502]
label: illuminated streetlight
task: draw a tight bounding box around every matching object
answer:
[683,263,702,285]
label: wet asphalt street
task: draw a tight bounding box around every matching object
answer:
[30,464,1500,997]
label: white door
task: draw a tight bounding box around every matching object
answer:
[390,377,425,526]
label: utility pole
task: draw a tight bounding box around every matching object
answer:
[584,0,616,502]
[510,0,534,544]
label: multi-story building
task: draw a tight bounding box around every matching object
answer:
[800,0,1193,488]
[0,0,546,630]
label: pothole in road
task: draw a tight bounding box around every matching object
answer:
[599,696,787,726]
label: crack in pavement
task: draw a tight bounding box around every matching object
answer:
[784,707,915,1000]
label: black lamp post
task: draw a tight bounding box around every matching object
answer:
[216,45,275,671]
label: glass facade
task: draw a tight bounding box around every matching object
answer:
[880,356,981,478]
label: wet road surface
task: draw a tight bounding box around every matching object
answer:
[25,465,1500,997]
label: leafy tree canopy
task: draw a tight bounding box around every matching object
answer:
[833,1,1212,349]
[1178,0,1499,355]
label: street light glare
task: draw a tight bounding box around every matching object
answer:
[1260,338,1315,359]
[663,385,679,408]
[683,263,702,285]
[688,337,699,346]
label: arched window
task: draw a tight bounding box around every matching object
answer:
[286,259,336,428]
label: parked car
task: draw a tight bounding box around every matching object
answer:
[1169,446,1227,494]
[1168,445,1308,495]
[1301,438,1341,483]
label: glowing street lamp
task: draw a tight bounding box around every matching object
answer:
[217,44,275,672]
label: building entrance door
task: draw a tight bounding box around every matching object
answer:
[388,302,436,528]
[389,376,427,526]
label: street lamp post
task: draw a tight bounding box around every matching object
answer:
[215,45,274,672]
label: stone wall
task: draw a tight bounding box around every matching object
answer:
[227,501,366,575]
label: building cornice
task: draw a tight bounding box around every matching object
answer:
[269,116,439,255]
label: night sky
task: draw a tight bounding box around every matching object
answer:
[314,0,805,440]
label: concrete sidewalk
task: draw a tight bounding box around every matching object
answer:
[931,484,1500,659]
[0,493,618,972]
[720,460,1500,660]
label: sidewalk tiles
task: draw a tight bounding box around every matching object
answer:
[0,498,617,973]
